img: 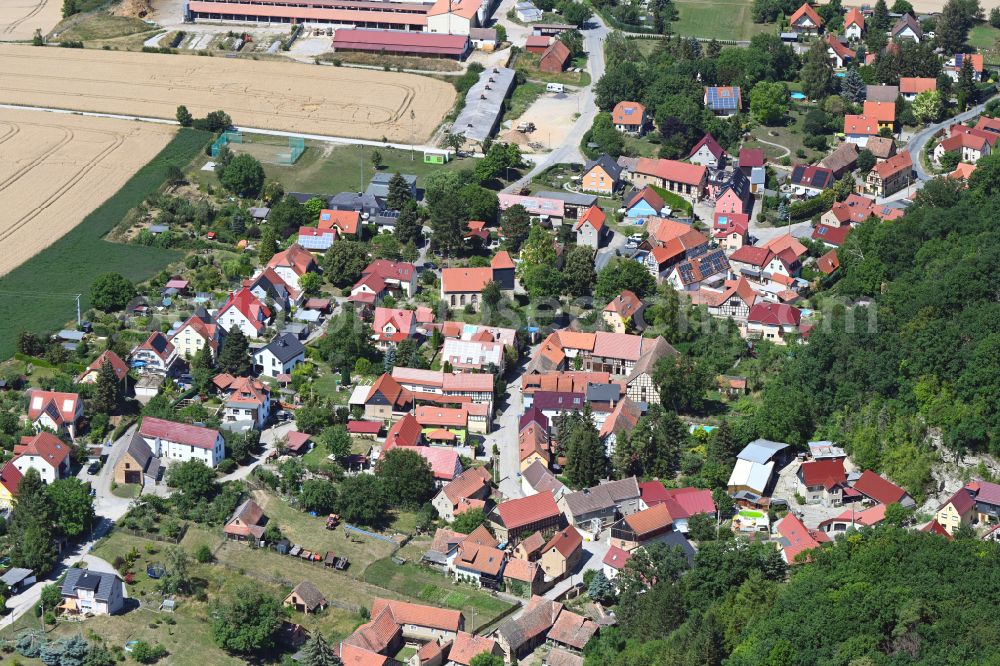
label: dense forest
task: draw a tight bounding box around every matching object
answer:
[585,527,1000,665]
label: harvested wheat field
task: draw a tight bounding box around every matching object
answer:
[0,44,456,142]
[0,108,176,276]
[0,0,62,41]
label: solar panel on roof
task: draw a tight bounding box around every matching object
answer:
[706,87,739,110]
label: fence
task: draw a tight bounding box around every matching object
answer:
[210,131,247,157]
[277,136,305,165]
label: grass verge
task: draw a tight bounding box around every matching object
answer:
[0,128,211,359]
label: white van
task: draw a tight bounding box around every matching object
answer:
[546,83,564,93]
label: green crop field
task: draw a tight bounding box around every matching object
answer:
[0,128,211,360]
[673,0,775,41]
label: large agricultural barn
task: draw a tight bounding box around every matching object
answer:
[185,0,492,36]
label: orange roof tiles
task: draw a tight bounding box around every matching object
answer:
[496,491,560,530]
[370,598,463,632]
[612,101,646,126]
[863,100,896,123]
[441,267,494,294]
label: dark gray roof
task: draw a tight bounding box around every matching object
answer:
[62,569,121,602]
[562,477,640,517]
[262,333,305,363]
[585,154,623,182]
[586,383,620,403]
[521,460,566,496]
[289,580,326,610]
[534,190,598,207]
[328,192,383,213]
[124,429,160,479]
[0,568,33,586]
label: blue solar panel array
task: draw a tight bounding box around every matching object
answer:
[706,87,740,111]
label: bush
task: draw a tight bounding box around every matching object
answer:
[216,458,238,474]
[194,545,214,563]
[130,641,168,664]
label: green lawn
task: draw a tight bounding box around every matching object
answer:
[194,141,470,198]
[363,558,514,633]
[0,128,210,359]
[741,105,825,163]
[512,52,591,87]
[650,185,694,216]
[503,82,547,123]
[673,0,775,41]
[969,23,1000,65]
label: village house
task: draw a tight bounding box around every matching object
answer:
[519,421,551,473]
[639,481,716,533]
[253,333,305,378]
[216,287,272,339]
[557,477,643,532]
[688,133,726,168]
[521,460,569,499]
[114,430,161,487]
[797,458,847,505]
[503,557,544,597]
[704,86,742,117]
[934,488,977,535]
[714,168,753,217]
[789,164,835,197]
[361,259,418,298]
[788,2,823,34]
[843,114,881,147]
[392,367,495,409]
[490,491,562,544]
[365,374,415,421]
[440,266,507,311]
[538,526,583,581]
[624,186,666,222]
[933,124,995,164]
[713,214,750,252]
[637,218,710,279]
[452,527,505,589]
[826,34,855,68]
[945,52,985,81]
[693,276,762,323]
[76,350,128,386]
[371,307,417,350]
[866,136,898,162]
[818,503,887,533]
[26,389,84,440]
[432,466,492,522]
[574,205,608,249]
[448,632,501,665]
[317,208,361,239]
[296,226,337,252]
[612,101,648,135]
[12,431,72,484]
[737,148,766,194]
[60,570,124,616]
[609,503,691,556]
[631,158,707,201]
[581,154,624,195]
[820,142,859,178]
[843,7,864,38]
[131,332,178,376]
[853,469,916,508]
[598,397,642,455]
[899,76,936,101]
[526,34,551,53]
[967,480,1000,525]
[548,608,599,655]
[890,13,922,41]
[866,150,913,197]
[602,290,643,334]
[514,531,546,562]
[745,302,802,344]
[168,307,223,360]
[0,463,22,510]
[498,192,565,224]
[224,498,267,542]
[217,376,272,429]
[775,513,831,564]
[243,268,301,313]
[602,545,631,583]
[441,337,505,375]
[140,416,226,467]
[495,596,562,662]
[864,100,896,131]
[817,249,840,275]
[266,243,317,293]
[666,248,731,291]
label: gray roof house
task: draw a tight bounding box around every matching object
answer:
[61,569,125,616]
[727,439,792,497]
[120,430,162,486]
[521,459,568,499]
[253,333,306,378]
[1,568,36,593]
[557,477,642,530]
[585,155,624,184]
[327,192,383,216]
[366,173,417,201]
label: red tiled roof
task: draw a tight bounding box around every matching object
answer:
[540,39,571,67]
[689,133,725,159]
[854,470,908,504]
[366,373,412,409]
[872,150,912,180]
[799,459,846,489]
[603,290,642,317]
[612,101,646,126]
[817,249,840,275]
[333,29,467,55]
[602,544,632,570]
[384,413,422,448]
[863,100,896,123]
[140,417,220,450]
[819,502,887,529]
[844,6,864,28]
[370,598,463,632]
[318,209,361,234]
[748,302,801,327]
[443,466,492,504]
[13,432,70,468]
[921,519,953,539]
[899,77,936,95]
[634,158,707,187]
[939,488,975,514]
[503,557,539,583]
[80,350,128,382]
[738,148,765,168]
[843,114,879,135]
[623,502,672,537]
[542,526,582,559]
[448,632,496,666]
[825,34,855,60]
[284,431,313,452]
[0,461,23,495]
[776,513,830,563]
[26,389,81,425]
[363,259,416,284]
[219,288,272,333]
[812,223,851,247]
[391,445,460,481]
[574,205,606,232]
[491,251,515,270]
[441,267,493,294]
[416,405,467,428]
[548,609,598,650]
[347,420,383,435]
[267,243,316,276]
[626,185,665,212]
[789,2,823,27]
[496,491,560,530]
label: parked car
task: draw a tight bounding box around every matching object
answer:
[87,461,101,475]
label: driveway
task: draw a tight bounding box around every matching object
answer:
[219,421,298,483]
[543,535,610,600]
[504,14,610,192]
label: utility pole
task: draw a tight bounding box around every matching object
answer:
[410,110,416,161]
[75,294,82,327]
